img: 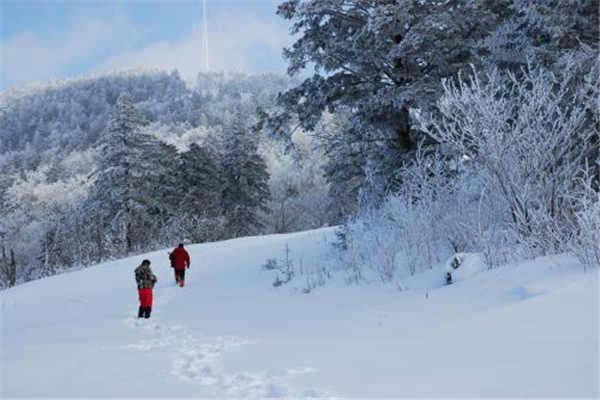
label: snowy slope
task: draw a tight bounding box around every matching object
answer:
[1,227,598,398]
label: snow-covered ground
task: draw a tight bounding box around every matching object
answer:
[1,227,598,398]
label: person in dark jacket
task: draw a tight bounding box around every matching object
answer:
[135,259,157,318]
[169,243,190,287]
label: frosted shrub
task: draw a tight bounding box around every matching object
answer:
[574,196,600,270]
[568,169,600,270]
[342,204,405,282]
[337,140,556,283]
[339,149,471,282]
[418,61,597,257]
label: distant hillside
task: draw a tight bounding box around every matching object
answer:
[0,70,292,175]
[1,70,188,154]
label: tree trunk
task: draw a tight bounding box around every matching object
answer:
[1,244,7,286]
[9,248,16,287]
[126,221,133,254]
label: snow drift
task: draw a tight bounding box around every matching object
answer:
[1,227,598,397]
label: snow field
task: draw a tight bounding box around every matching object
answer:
[1,227,598,397]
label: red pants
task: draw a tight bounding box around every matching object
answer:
[138,288,153,307]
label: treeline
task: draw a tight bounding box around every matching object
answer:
[39,95,270,273]
[0,70,291,175]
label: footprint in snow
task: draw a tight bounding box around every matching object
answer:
[508,286,545,301]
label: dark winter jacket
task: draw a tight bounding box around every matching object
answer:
[170,247,190,271]
[135,264,157,289]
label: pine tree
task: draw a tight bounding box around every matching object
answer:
[178,143,222,216]
[271,0,510,199]
[316,112,367,224]
[152,140,180,224]
[324,141,367,225]
[90,94,169,254]
[484,0,599,69]
[222,113,270,237]
[169,142,225,242]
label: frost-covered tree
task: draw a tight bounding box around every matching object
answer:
[0,166,90,283]
[89,95,174,254]
[221,113,271,237]
[484,0,599,69]
[271,0,509,197]
[168,142,225,242]
[261,130,330,233]
[314,112,368,223]
[178,142,222,217]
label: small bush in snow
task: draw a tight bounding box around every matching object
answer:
[262,244,295,287]
[262,243,330,292]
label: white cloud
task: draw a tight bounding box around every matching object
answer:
[1,7,292,90]
[96,12,292,82]
[0,11,146,88]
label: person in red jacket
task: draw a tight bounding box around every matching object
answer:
[169,243,190,287]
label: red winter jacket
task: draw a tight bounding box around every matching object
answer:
[170,247,190,271]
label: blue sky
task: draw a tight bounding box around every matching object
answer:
[0,0,293,90]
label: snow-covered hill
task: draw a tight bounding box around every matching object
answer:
[1,228,598,397]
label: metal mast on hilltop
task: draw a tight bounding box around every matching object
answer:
[201,0,209,72]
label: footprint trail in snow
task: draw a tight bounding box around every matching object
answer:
[123,317,327,398]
